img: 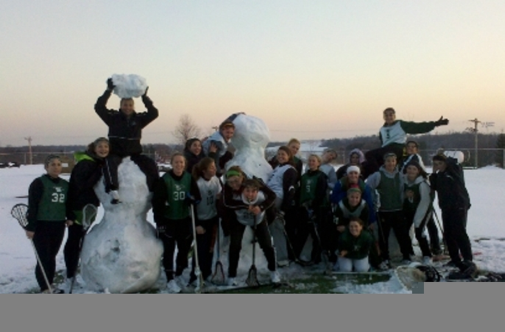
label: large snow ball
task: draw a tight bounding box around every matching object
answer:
[226,114,273,183]
[111,74,148,99]
[80,157,163,293]
[443,151,465,164]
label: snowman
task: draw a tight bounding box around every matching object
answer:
[80,157,163,293]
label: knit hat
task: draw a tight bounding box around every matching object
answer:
[347,165,361,175]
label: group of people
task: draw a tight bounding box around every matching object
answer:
[23,79,476,294]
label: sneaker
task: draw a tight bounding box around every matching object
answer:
[227,277,238,286]
[444,260,458,268]
[461,261,478,277]
[422,256,433,265]
[378,260,391,271]
[110,190,121,204]
[166,279,182,293]
[277,260,290,267]
[270,271,281,284]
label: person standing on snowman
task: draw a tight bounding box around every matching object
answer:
[94,78,160,204]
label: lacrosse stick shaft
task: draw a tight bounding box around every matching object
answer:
[30,239,53,294]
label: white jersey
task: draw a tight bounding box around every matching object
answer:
[195,176,222,220]
[266,164,294,200]
[380,121,406,146]
[235,191,267,226]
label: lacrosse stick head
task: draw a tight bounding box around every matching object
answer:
[245,265,260,287]
[82,204,98,229]
[211,261,226,285]
[11,203,29,228]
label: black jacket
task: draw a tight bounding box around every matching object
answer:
[430,157,470,210]
[67,152,103,212]
[95,90,158,156]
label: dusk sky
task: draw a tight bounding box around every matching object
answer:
[1,1,504,147]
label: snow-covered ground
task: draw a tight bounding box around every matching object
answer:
[1,164,504,294]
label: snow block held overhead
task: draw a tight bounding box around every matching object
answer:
[80,157,163,294]
[111,74,148,99]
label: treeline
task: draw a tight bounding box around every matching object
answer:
[2,132,505,167]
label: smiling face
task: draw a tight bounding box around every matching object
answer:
[120,99,135,116]
[406,164,420,181]
[243,186,259,202]
[189,140,202,156]
[288,142,300,156]
[349,220,364,237]
[347,170,360,184]
[171,155,186,175]
[406,142,418,156]
[383,109,396,125]
[45,158,62,178]
[384,155,397,172]
[432,160,447,172]
[226,175,244,191]
[277,149,290,164]
[202,161,217,179]
[221,127,235,141]
[94,141,110,158]
[347,191,362,207]
[308,156,320,171]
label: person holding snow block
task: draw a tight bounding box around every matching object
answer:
[337,218,374,272]
[221,175,280,286]
[26,155,75,293]
[430,153,476,280]
[362,107,449,179]
[296,154,330,265]
[94,77,159,204]
[202,113,242,177]
[188,157,222,287]
[266,146,299,267]
[152,153,202,293]
[63,137,109,286]
[366,153,413,269]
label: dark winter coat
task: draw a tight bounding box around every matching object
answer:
[430,157,470,211]
[338,228,374,260]
[184,149,206,175]
[66,151,103,214]
[334,198,370,228]
[95,90,158,156]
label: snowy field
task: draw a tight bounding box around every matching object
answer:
[1,164,504,294]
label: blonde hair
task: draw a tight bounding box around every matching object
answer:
[308,154,322,166]
[288,138,301,146]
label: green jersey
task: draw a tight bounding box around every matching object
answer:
[162,171,192,220]
[37,175,69,221]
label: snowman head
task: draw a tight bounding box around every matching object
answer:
[231,114,270,151]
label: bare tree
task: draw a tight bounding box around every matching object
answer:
[172,114,202,146]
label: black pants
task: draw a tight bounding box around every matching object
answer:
[377,211,413,261]
[32,221,66,291]
[404,211,432,258]
[294,207,332,262]
[190,216,218,282]
[157,218,193,281]
[228,218,276,278]
[426,217,442,254]
[103,154,159,192]
[63,223,84,279]
[363,144,404,179]
[442,206,473,268]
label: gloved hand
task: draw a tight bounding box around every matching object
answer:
[434,116,449,126]
[185,193,201,205]
[106,78,115,91]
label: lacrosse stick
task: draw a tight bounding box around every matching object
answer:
[245,211,260,287]
[432,208,449,255]
[11,203,53,294]
[308,214,332,274]
[190,204,205,293]
[276,213,301,265]
[211,219,226,285]
[69,204,97,294]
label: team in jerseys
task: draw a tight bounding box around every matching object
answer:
[24,81,476,293]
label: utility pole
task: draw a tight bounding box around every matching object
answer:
[466,118,494,168]
[24,136,33,165]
